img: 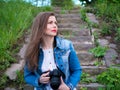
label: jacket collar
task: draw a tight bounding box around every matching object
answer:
[55,36,63,49]
[39,36,63,49]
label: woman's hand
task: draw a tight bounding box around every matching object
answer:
[58,77,70,90]
[39,71,50,84]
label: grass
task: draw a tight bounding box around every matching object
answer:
[0,0,52,70]
[0,0,53,88]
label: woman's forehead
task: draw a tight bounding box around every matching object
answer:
[48,16,56,21]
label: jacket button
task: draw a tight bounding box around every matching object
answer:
[58,57,61,59]
[60,65,63,67]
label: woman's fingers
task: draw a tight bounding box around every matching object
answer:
[42,71,50,77]
[60,76,64,83]
[39,72,50,84]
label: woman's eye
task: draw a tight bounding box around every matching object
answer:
[48,21,52,24]
[55,22,58,25]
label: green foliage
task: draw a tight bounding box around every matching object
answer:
[81,72,94,83]
[15,70,25,89]
[0,0,53,89]
[100,22,111,36]
[0,74,8,88]
[0,0,52,70]
[93,0,120,39]
[80,7,87,22]
[93,32,99,46]
[97,68,120,89]
[89,46,108,58]
[115,28,120,41]
[94,60,103,66]
[79,0,96,5]
[80,87,87,90]
[51,0,74,8]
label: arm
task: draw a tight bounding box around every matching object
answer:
[67,43,82,90]
[24,65,41,87]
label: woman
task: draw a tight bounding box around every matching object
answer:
[24,12,82,90]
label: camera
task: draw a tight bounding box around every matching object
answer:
[49,69,63,90]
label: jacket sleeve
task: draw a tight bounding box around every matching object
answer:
[24,64,42,87]
[66,42,82,90]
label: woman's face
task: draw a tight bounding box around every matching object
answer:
[45,16,58,37]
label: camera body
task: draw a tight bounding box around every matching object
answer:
[49,69,62,90]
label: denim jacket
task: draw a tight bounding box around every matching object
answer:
[24,36,82,90]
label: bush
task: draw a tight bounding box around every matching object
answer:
[0,0,52,70]
[97,68,120,89]
[89,46,108,58]
[0,0,53,89]
[51,0,74,8]
[94,0,120,36]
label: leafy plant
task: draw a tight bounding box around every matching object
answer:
[97,68,120,89]
[89,46,108,58]
[115,28,120,41]
[81,72,94,83]
[80,87,87,90]
[0,0,53,70]
[94,60,103,66]
[15,70,25,89]
[0,0,53,89]
[0,74,8,88]
[80,8,87,22]
[100,22,111,36]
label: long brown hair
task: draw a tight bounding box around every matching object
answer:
[25,12,56,71]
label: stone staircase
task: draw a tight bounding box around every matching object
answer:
[4,7,110,90]
[54,7,106,90]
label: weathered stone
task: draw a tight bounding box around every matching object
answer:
[98,39,109,47]
[56,13,80,18]
[104,49,118,67]
[58,23,81,28]
[74,43,94,51]
[5,60,25,80]
[105,36,112,41]
[77,51,94,65]
[70,36,92,43]
[18,44,28,59]
[23,84,34,90]
[82,66,107,75]
[57,18,83,23]
[25,34,30,43]
[115,59,120,64]
[4,87,16,90]
[78,83,104,90]
[54,9,80,14]
[86,13,99,24]
[109,43,117,49]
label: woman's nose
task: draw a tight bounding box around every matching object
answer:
[53,23,57,28]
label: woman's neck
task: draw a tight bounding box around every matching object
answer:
[42,36,54,49]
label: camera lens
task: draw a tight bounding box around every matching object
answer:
[49,69,61,90]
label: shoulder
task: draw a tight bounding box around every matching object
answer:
[56,36,73,50]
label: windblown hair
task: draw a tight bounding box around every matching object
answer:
[25,12,55,71]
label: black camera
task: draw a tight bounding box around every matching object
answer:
[49,69,63,90]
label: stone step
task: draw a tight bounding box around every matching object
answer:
[23,83,105,90]
[69,36,93,43]
[58,25,87,31]
[77,83,104,90]
[53,7,81,11]
[57,18,83,23]
[82,66,107,75]
[59,29,90,37]
[54,9,80,14]
[58,23,81,28]
[56,13,81,18]
[76,51,95,65]
[74,42,94,51]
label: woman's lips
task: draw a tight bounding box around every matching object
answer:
[51,30,57,32]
